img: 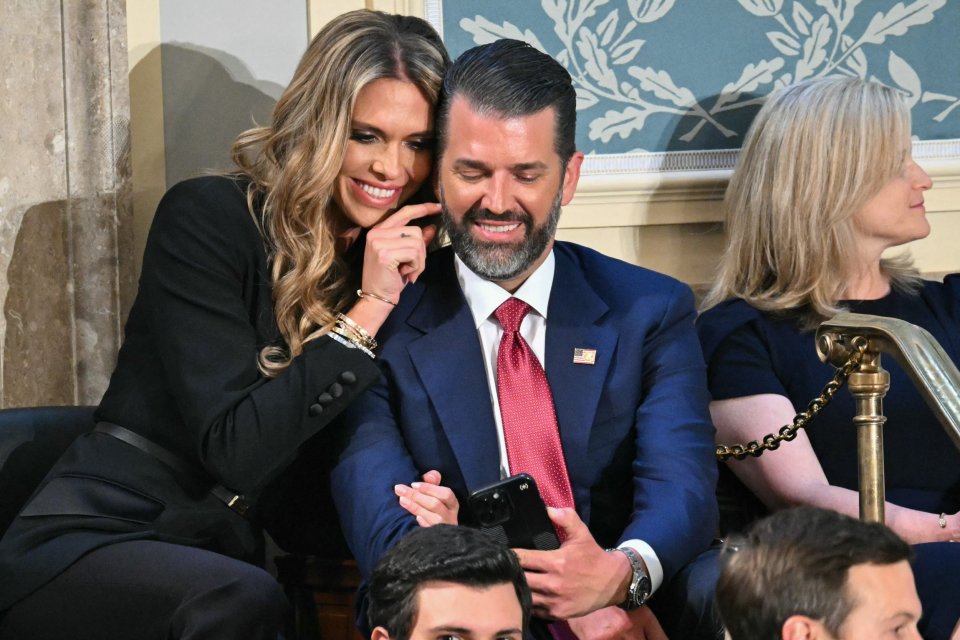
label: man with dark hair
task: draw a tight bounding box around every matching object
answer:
[333,39,720,640]
[716,507,921,640]
[367,525,530,640]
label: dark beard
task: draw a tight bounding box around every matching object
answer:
[442,188,562,282]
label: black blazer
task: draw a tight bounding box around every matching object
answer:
[0,176,379,610]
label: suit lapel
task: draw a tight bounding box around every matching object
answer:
[545,245,618,509]
[407,251,501,492]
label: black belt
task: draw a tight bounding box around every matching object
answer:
[93,422,251,517]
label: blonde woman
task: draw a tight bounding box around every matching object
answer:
[0,11,447,640]
[698,77,959,639]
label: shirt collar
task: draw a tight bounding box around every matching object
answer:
[455,249,556,329]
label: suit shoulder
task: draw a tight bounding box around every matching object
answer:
[555,242,692,302]
[151,175,257,239]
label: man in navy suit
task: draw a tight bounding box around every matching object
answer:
[332,39,720,640]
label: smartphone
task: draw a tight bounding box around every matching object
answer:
[466,473,560,551]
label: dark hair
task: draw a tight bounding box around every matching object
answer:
[716,507,913,640]
[367,525,531,640]
[436,39,577,164]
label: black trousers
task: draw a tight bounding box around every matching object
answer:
[0,540,289,640]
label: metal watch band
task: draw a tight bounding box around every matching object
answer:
[609,546,651,610]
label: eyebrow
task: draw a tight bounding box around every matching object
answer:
[451,158,549,172]
[351,121,433,138]
[427,626,522,636]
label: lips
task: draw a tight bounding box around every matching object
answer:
[352,178,401,203]
[477,222,521,234]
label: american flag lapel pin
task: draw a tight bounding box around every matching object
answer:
[573,347,596,365]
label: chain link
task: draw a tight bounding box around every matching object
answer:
[715,337,868,461]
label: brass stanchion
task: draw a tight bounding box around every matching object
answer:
[845,349,890,523]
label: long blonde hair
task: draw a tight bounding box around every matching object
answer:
[700,77,919,329]
[231,10,448,375]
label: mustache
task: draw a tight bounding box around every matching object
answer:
[461,205,532,226]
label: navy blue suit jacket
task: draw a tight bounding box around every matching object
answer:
[331,242,717,584]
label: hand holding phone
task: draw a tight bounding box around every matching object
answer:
[466,473,560,551]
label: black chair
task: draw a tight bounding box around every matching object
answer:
[0,405,96,536]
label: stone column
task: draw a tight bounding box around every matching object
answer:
[0,0,134,407]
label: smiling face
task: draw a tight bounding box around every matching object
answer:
[851,152,933,256]
[332,77,435,230]
[438,97,583,292]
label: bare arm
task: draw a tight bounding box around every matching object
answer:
[711,393,960,544]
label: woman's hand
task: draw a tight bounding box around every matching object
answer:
[344,202,440,338]
[395,469,460,527]
[361,202,441,305]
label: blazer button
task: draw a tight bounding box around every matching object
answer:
[329,382,344,398]
[339,371,357,385]
[308,403,323,417]
[317,393,333,406]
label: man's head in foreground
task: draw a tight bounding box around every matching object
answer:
[368,525,531,640]
[717,506,920,640]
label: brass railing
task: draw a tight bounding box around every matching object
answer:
[816,312,960,523]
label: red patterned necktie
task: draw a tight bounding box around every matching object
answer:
[495,297,575,512]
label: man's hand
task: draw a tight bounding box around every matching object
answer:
[566,607,668,640]
[394,470,459,526]
[514,507,633,620]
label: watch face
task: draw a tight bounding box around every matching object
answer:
[637,576,652,600]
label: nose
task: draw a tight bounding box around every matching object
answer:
[479,174,513,214]
[909,161,933,191]
[371,143,407,181]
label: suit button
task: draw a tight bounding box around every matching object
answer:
[308,403,323,417]
[339,371,357,385]
[317,393,333,405]
[329,382,344,398]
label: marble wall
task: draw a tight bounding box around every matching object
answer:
[0,1,134,407]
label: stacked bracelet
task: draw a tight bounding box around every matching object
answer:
[335,313,377,352]
[328,328,374,359]
[357,288,396,307]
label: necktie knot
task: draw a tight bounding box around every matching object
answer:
[495,298,531,334]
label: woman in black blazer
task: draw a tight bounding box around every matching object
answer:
[0,10,448,640]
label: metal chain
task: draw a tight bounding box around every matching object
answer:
[715,337,868,461]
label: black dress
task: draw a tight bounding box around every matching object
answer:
[698,279,960,639]
[0,176,380,627]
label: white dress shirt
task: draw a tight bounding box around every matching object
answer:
[454,251,664,594]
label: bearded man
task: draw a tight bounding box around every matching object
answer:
[332,39,721,640]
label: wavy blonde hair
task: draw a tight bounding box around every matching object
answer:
[231,10,447,376]
[700,77,920,329]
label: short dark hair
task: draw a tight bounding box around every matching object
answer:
[367,525,531,640]
[716,507,913,640]
[436,39,577,164]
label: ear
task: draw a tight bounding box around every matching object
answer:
[371,626,392,640]
[781,615,821,640]
[560,151,584,207]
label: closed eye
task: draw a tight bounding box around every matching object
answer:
[350,131,378,144]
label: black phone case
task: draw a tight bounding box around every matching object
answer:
[466,473,560,551]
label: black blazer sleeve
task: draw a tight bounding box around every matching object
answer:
[100,177,380,495]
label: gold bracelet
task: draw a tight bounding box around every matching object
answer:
[336,313,377,351]
[357,288,396,307]
[939,512,947,529]
[329,326,374,359]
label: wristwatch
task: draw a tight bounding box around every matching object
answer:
[610,546,651,610]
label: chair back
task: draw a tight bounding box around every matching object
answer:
[0,405,96,535]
